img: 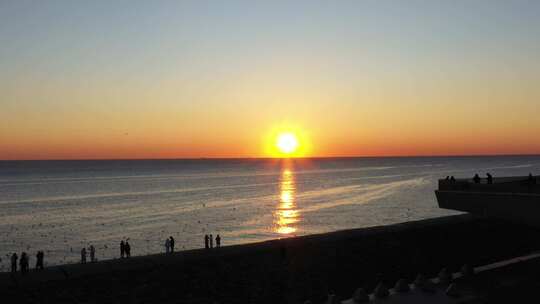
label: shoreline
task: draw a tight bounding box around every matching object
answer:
[2,214,539,303]
[0,214,474,276]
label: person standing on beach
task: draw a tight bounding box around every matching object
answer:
[36,251,44,270]
[81,248,87,264]
[486,173,493,184]
[89,245,96,262]
[169,236,175,253]
[120,240,125,258]
[125,241,131,258]
[20,252,29,274]
[165,238,170,253]
[216,234,221,248]
[11,253,18,273]
[209,234,213,248]
[204,234,209,249]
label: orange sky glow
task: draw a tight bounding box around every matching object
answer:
[1,2,540,160]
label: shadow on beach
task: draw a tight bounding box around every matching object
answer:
[2,214,540,303]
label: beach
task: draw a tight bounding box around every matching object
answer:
[2,214,539,303]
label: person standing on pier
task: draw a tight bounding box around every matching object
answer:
[209,234,213,248]
[169,236,175,253]
[528,173,536,184]
[216,234,221,248]
[204,234,209,249]
[473,174,481,183]
[11,253,18,273]
[486,173,493,184]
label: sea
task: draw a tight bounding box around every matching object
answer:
[1,156,539,270]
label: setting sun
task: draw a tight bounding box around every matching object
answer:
[263,125,311,158]
[276,133,299,155]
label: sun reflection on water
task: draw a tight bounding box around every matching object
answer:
[275,168,299,235]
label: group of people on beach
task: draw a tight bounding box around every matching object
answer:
[204,234,221,249]
[10,251,44,274]
[120,240,131,258]
[83,240,131,263]
[80,245,97,264]
[7,234,225,272]
[164,236,175,253]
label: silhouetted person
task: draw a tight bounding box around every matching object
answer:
[165,238,171,253]
[486,173,493,184]
[209,234,213,248]
[445,176,449,180]
[169,236,175,252]
[89,245,96,262]
[216,234,221,248]
[36,251,44,270]
[11,253,18,273]
[528,173,536,184]
[20,252,29,274]
[120,240,125,258]
[81,248,87,264]
[473,174,481,184]
[450,176,456,182]
[204,234,209,249]
[125,241,131,258]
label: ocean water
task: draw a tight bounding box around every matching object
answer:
[1,156,539,270]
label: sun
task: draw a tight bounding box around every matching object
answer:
[276,133,299,154]
[264,126,310,157]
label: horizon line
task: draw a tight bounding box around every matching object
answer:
[1,153,540,162]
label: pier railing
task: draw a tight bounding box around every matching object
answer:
[438,176,539,194]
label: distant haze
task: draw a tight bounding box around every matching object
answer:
[1,1,539,160]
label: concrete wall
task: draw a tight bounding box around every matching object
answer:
[435,190,540,226]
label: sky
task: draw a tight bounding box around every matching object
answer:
[1,0,539,160]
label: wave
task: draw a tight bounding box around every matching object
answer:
[0,163,434,187]
[0,165,391,187]
[484,164,535,170]
[0,181,278,205]
[298,178,427,213]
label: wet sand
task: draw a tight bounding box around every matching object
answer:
[2,214,539,304]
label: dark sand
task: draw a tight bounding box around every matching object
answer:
[2,214,539,304]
